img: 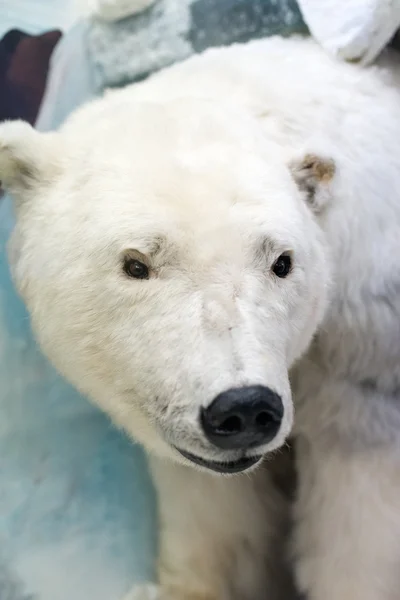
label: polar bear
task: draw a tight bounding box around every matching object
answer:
[2,36,400,600]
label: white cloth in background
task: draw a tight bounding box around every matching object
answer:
[297,0,400,64]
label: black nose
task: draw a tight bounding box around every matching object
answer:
[201,385,283,451]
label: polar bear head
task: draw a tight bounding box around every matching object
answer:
[0,98,334,474]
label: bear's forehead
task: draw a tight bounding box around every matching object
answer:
[61,97,291,196]
[52,159,298,243]
[59,137,295,221]
[63,96,263,151]
[38,99,304,257]
[32,146,303,267]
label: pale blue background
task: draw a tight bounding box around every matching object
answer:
[0,0,75,39]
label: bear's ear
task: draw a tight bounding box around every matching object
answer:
[0,120,59,202]
[289,153,336,213]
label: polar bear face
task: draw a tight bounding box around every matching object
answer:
[1,99,332,474]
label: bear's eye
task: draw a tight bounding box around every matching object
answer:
[272,253,292,278]
[124,258,149,280]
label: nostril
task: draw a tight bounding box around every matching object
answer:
[217,415,243,435]
[255,411,278,429]
[255,411,270,428]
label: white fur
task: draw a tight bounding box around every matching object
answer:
[2,36,400,599]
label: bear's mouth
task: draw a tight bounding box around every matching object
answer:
[175,447,262,474]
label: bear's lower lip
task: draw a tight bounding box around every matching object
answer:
[175,448,262,473]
